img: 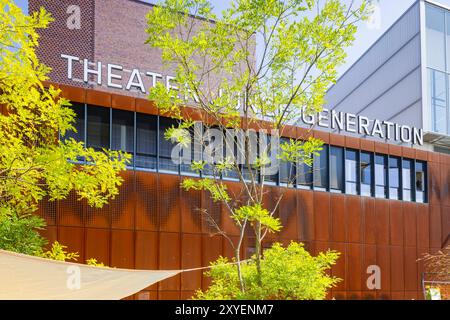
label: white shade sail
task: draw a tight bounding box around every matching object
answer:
[0,250,180,300]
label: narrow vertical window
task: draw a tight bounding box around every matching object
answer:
[158,117,179,173]
[262,134,278,185]
[426,4,445,71]
[330,146,344,193]
[280,137,296,187]
[428,69,448,134]
[375,154,388,198]
[112,109,134,166]
[64,102,85,143]
[136,113,157,170]
[345,149,358,195]
[297,156,313,189]
[87,105,110,151]
[402,159,414,201]
[360,152,373,197]
[415,161,427,203]
[313,145,328,191]
[389,156,401,200]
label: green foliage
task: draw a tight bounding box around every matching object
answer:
[0,0,129,216]
[86,258,106,267]
[233,204,281,233]
[0,207,46,255]
[194,242,341,300]
[181,178,231,202]
[39,241,79,262]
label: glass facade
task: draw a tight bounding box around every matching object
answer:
[64,103,428,203]
[426,3,450,134]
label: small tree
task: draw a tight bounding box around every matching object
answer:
[146,0,368,298]
[0,0,129,255]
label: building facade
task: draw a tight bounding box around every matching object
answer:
[326,0,450,154]
[28,0,450,300]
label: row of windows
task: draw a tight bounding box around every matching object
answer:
[66,103,428,203]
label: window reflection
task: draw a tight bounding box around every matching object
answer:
[136,113,157,170]
[313,145,328,191]
[360,152,373,197]
[415,161,427,203]
[389,157,401,200]
[402,159,414,201]
[330,146,344,193]
[345,149,358,195]
[375,154,387,198]
[87,105,110,151]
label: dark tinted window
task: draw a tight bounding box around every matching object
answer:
[360,152,373,197]
[64,103,85,143]
[136,113,157,170]
[389,157,401,200]
[87,105,110,150]
[112,109,134,166]
[159,117,179,173]
[375,154,387,198]
[345,149,358,195]
[330,146,344,193]
[280,138,295,187]
[402,159,414,201]
[415,161,427,203]
[313,145,328,190]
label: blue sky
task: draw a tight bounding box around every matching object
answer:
[12,0,450,76]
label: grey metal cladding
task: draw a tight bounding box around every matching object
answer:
[326,1,420,109]
[352,68,422,122]
[330,34,421,115]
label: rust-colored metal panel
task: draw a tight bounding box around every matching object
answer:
[330,193,346,242]
[181,234,202,291]
[135,171,159,231]
[332,291,347,300]
[415,149,428,161]
[440,164,450,207]
[376,245,391,291]
[346,196,362,243]
[135,231,158,290]
[313,130,330,144]
[347,292,362,300]
[219,182,242,236]
[278,188,297,240]
[158,174,181,232]
[390,246,405,292]
[416,204,430,249]
[389,201,403,246]
[314,192,330,241]
[297,190,314,241]
[360,140,374,152]
[85,202,110,228]
[345,136,360,149]
[111,171,135,230]
[59,84,85,103]
[158,291,181,300]
[296,127,313,140]
[404,291,420,300]
[361,291,376,300]
[404,246,418,292]
[39,226,58,248]
[388,144,402,157]
[403,202,417,247]
[159,232,181,291]
[111,93,135,112]
[57,226,85,262]
[85,228,110,266]
[180,291,195,300]
[428,161,441,205]
[440,152,450,165]
[222,235,239,260]
[202,234,222,291]
[377,291,391,300]
[201,190,222,235]
[362,245,376,292]
[58,191,84,227]
[136,98,158,115]
[330,133,345,147]
[346,243,362,291]
[402,146,415,159]
[374,142,389,155]
[330,242,346,291]
[111,229,135,269]
[36,197,57,226]
[391,291,405,300]
[180,183,202,234]
[429,205,442,248]
[375,199,390,245]
[86,89,111,107]
[362,197,376,244]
